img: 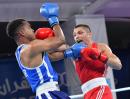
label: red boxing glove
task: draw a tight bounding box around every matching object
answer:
[35,28,54,40]
[90,48,108,63]
[80,48,95,62]
[99,53,108,63]
[81,48,108,63]
[81,48,100,59]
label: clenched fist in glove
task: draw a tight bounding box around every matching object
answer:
[40,3,59,27]
[81,47,108,63]
[64,42,87,59]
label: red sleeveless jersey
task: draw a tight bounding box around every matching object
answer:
[75,42,108,84]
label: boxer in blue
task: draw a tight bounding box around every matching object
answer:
[6,3,70,99]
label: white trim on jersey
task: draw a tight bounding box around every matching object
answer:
[36,67,44,84]
[43,57,53,82]
[44,92,53,99]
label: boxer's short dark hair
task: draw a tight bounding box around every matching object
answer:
[6,19,26,40]
[75,24,91,32]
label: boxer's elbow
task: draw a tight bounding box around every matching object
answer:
[116,61,122,70]
[108,63,122,70]
[58,37,65,45]
[114,58,122,70]
[107,58,122,70]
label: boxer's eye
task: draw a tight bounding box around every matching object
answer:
[78,31,83,35]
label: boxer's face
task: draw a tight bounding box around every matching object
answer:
[73,26,92,43]
[20,21,35,41]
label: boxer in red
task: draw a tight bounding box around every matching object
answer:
[49,24,122,99]
[72,24,122,99]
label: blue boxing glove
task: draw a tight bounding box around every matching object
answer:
[64,48,73,58]
[71,42,87,59]
[40,3,59,27]
[64,42,87,59]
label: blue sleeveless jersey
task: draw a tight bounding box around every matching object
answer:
[15,44,58,92]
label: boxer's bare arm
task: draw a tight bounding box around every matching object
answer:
[48,44,69,61]
[99,43,122,70]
